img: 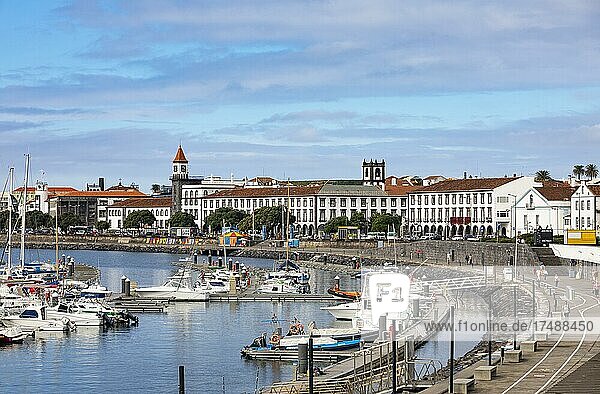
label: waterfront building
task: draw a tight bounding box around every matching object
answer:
[514,184,576,236]
[170,145,246,225]
[14,183,78,214]
[570,183,600,231]
[106,197,172,232]
[407,176,538,238]
[52,184,147,226]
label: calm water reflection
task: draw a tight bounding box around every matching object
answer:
[1,249,358,393]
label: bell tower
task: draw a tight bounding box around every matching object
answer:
[362,159,385,187]
[171,145,189,212]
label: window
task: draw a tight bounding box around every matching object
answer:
[438,195,442,205]
[410,208,415,221]
[459,208,463,217]
[361,198,367,207]
[330,198,336,207]
[431,195,435,205]
[291,199,295,207]
[417,195,422,205]
[330,209,336,219]
[445,194,449,205]
[424,195,429,205]
[452,195,456,204]
[497,196,509,203]
[576,201,579,210]
[401,198,406,207]
[417,208,422,221]
[536,215,539,226]
[459,195,463,204]
[588,217,591,227]
[371,198,376,207]
[319,198,325,207]
[319,210,326,222]
[303,198,307,207]
[466,194,470,204]
[473,193,478,204]
[424,209,429,221]
[587,200,591,210]
[487,207,492,218]
[411,195,415,205]
[488,193,492,204]
[340,209,347,217]
[381,198,386,207]
[351,198,356,207]
[173,166,177,173]
[340,198,346,207]
[181,165,186,173]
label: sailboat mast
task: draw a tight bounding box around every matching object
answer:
[20,154,29,268]
[55,207,59,279]
[7,167,14,270]
[286,179,290,261]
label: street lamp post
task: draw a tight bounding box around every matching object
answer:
[508,194,518,280]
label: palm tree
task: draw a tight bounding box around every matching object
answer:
[573,165,585,180]
[585,164,598,180]
[534,170,552,182]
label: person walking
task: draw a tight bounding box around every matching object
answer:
[554,274,560,288]
[563,302,571,319]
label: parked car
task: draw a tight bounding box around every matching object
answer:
[451,235,463,241]
[464,235,480,242]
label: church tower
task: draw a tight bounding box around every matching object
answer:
[171,145,189,212]
[362,159,385,187]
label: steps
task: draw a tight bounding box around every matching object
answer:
[531,247,563,266]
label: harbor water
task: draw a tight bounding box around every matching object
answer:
[0,249,355,393]
[1,249,481,393]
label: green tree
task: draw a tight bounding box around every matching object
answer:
[168,211,198,228]
[0,210,18,231]
[237,206,295,236]
[534,170,552,182]
[25,210,54,229]
[585,163,598,180]
[123,210,156,229]
[324,216,349,234]
[370,213,402,234]
[151,184,161,194]
[95,220,110,233]
[573,165,585,180]
[204,207,248,233]
[349,211,368,232]
[58,212,83,232]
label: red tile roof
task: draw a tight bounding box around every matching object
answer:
[385,185,422,196]
[411,177,519,193]
[207,185,322,198]
[173,145,188,163]
[588,185,600,196]
[59,189,147,198]
[534,186,577,201]
[110,197,172,208]
[14,186,78,195]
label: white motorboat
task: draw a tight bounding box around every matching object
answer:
[80,283,112,299]
[321,301,361,321]
[46,302,103,327]
[0,326,27,344]
[1,305,74,332]
[135,270,209,301]
[257,279,301,294]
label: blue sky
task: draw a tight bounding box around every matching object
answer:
[0,1,599,192]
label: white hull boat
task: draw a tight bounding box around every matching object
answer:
[321,302,361,321]
[1,306,74,332]
[257,279,301,294]
[136,270,209,301]
[46,304,103,327]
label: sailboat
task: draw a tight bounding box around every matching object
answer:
[263,180,310,293]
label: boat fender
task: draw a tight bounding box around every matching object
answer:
[270,334,280,344]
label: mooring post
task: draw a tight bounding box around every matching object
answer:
[513,285,518,350]
[178,365,185,394]
[308,336,314,394]
[392,319,397,393]
[488,302,492,366]
[449,305,455,394]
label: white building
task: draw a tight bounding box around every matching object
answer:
[106,197,172,231]
[407,176,538,238]
[515,186,575,236]
[570,184,600,231]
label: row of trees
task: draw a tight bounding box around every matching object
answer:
[203,206,295,236]
[534,164,598,183]
[323,211,403,235]
[0,209,199,234]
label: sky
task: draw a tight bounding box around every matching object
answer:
[0,1,599,192]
